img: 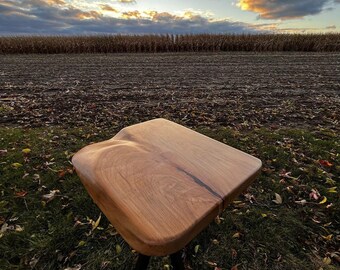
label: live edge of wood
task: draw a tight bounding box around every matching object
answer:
[72,118,262,256]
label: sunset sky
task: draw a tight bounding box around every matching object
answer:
[0,0,339,35]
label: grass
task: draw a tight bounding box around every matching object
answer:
[1,34,340,54]
[0,124,339,269]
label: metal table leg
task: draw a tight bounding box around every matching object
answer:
[170,250,185,270]
[134,254,150,270]
[134,250,184,270]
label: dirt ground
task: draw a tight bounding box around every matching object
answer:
[1,53,339,131]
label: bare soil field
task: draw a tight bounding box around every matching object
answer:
[1,53,339,131]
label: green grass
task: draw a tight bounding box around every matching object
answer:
[0,125,339,269]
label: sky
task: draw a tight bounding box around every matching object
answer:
[0,0,339,35]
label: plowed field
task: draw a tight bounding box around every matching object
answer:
[1,53,339,131]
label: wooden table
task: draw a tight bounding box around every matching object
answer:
[72,118,262,269]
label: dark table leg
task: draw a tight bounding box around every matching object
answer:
[134,254,150,270]
[170,250,184,270]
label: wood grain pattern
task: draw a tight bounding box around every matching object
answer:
[72,118,262,256]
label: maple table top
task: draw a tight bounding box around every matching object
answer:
[72,118,262,256]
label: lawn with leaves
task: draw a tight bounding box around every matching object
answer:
[0,124,338,270]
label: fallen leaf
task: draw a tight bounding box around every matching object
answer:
[0,223,24,236]
[100,261,111,269]
[295,199,307,206]
[330,252,340,263]
[319,197,327,204]
[261,213,268,217]
[92,214,101,231]
[12,163,23,169]
[58,170,66,178]
[279,169,293,178]
[321,234,333,241]
[232,232,241,238]
[15,225,24,232]
[323,257,331,265]
[64,264,81,270]
[309,189,320,200]
[116,244,122,254]
[215,215,221,224]
[206,261,217,267]
[233,200,243,205]
[327,187,337,193]
[42,190,60,202]
[22,148,31,154]
[319,160,333,167]
[15,191,28,197]
[194,244,200,254]
[0,223,8,235]
[326,203,333,209]
[212,239,219,245]
[312,218,321,224]
[272,193,282,204]
[244,193,256,203]
[76,240,86,247]
[58,167,74,178]
[231,248,237,259]
[325,178,336,185]
[231,264,240,270]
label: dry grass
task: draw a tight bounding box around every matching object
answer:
[1,34,340,54]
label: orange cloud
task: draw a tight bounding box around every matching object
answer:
[237,0,330,20]
[118,0,136,3]
[145,11,178,21]
[143,10,204,22]
[238,0,266,14]
[76,10,101,20]
[182,11,201,20]
[46,0,65,5]
[100,4,118,13]
[122,10,141,19]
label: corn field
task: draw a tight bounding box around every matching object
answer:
[0,34,340,54]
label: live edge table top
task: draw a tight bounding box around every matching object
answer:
[72,118,262,256]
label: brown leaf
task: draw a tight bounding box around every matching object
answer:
[15,191,28,197]
[231,248,237,259]
[231,264,240,270]
[58,170,66,178]
[232,232,241,238]
[319,160,333,167]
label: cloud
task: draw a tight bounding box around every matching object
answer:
[237,0,332,20]
[122,10,141,19]
[0,0,269,35]
[326,25,336,29]
[100,4,118,13]
[46,0,66,5]
[117,0,136,4]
